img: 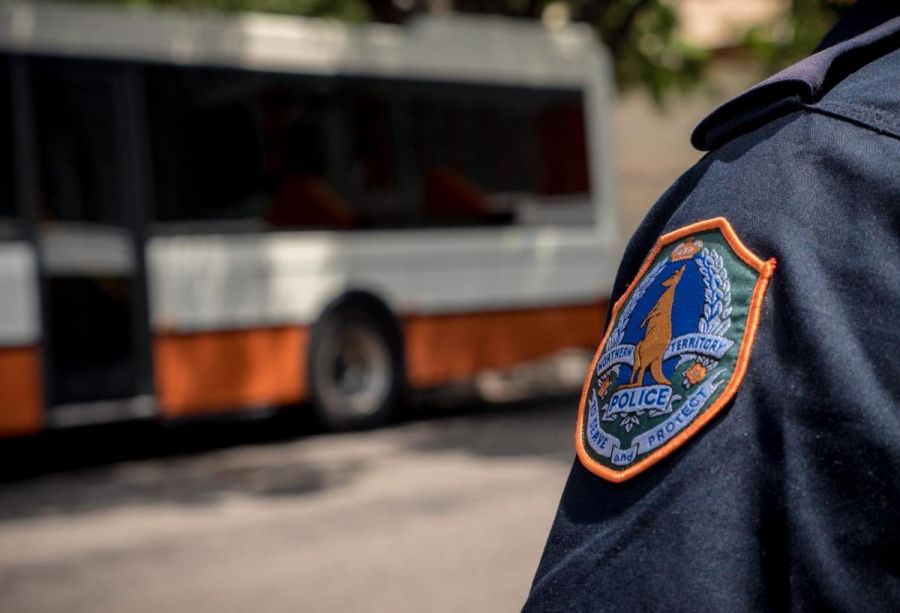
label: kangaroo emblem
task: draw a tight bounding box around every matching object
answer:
[577,219,776,482]
[627,265,686,387]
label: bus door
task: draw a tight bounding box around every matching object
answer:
[24,57,155,427]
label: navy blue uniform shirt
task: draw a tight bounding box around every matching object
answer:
[526,2,900,611]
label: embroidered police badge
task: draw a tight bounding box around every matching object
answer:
[576,217,776,482]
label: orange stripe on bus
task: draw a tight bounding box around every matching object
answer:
[0,346,43,436]
[403,302,608,388]
[154,327,308,418]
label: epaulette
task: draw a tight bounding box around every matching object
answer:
[692,13,900,151]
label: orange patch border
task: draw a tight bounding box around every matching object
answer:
[575,217,776,483]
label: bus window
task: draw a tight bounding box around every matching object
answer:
[147,67,359,230]
[147,67,264,225]
[349,96,395,192]
[409,99,494,224]
[396,83,593,228]
[30,58,125,226]
[0,56,16,234]
[344,93,404,225]
[532,98,591,196]
[145,67,594,232]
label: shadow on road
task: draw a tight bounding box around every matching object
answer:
[0,414,305,482]
[0,408,347,520]
[0,394,577,522]
[405,394,578,461]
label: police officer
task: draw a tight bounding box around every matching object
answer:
[525,1,900,610]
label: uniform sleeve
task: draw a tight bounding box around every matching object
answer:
[524,109,900,612]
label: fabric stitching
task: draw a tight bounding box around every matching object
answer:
[822,99,900,129]
[804,100,900,140]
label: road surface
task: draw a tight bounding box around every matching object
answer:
[0,399,577,613]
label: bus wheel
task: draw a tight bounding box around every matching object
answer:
[308,302,403,430]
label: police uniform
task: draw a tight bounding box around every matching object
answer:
[525,2,900,611]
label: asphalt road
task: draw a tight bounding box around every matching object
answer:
[0,398,577,613]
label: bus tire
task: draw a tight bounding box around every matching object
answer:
[308,299,403,431]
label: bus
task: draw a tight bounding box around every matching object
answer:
[0,1,621,434]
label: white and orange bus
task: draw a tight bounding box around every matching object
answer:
[0,1,621,434]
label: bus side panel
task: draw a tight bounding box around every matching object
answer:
[0,347,42,436]
[404,301,607,388]
[0,243,42,436]
[154,326,308,418]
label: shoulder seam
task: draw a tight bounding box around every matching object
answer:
[803,100,900,141]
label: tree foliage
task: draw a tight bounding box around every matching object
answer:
[66,0,846,101]
[744,0,847,74]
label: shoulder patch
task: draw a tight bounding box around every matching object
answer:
[576,217,776,482]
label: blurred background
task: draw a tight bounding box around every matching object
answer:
[0,1,843,611]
